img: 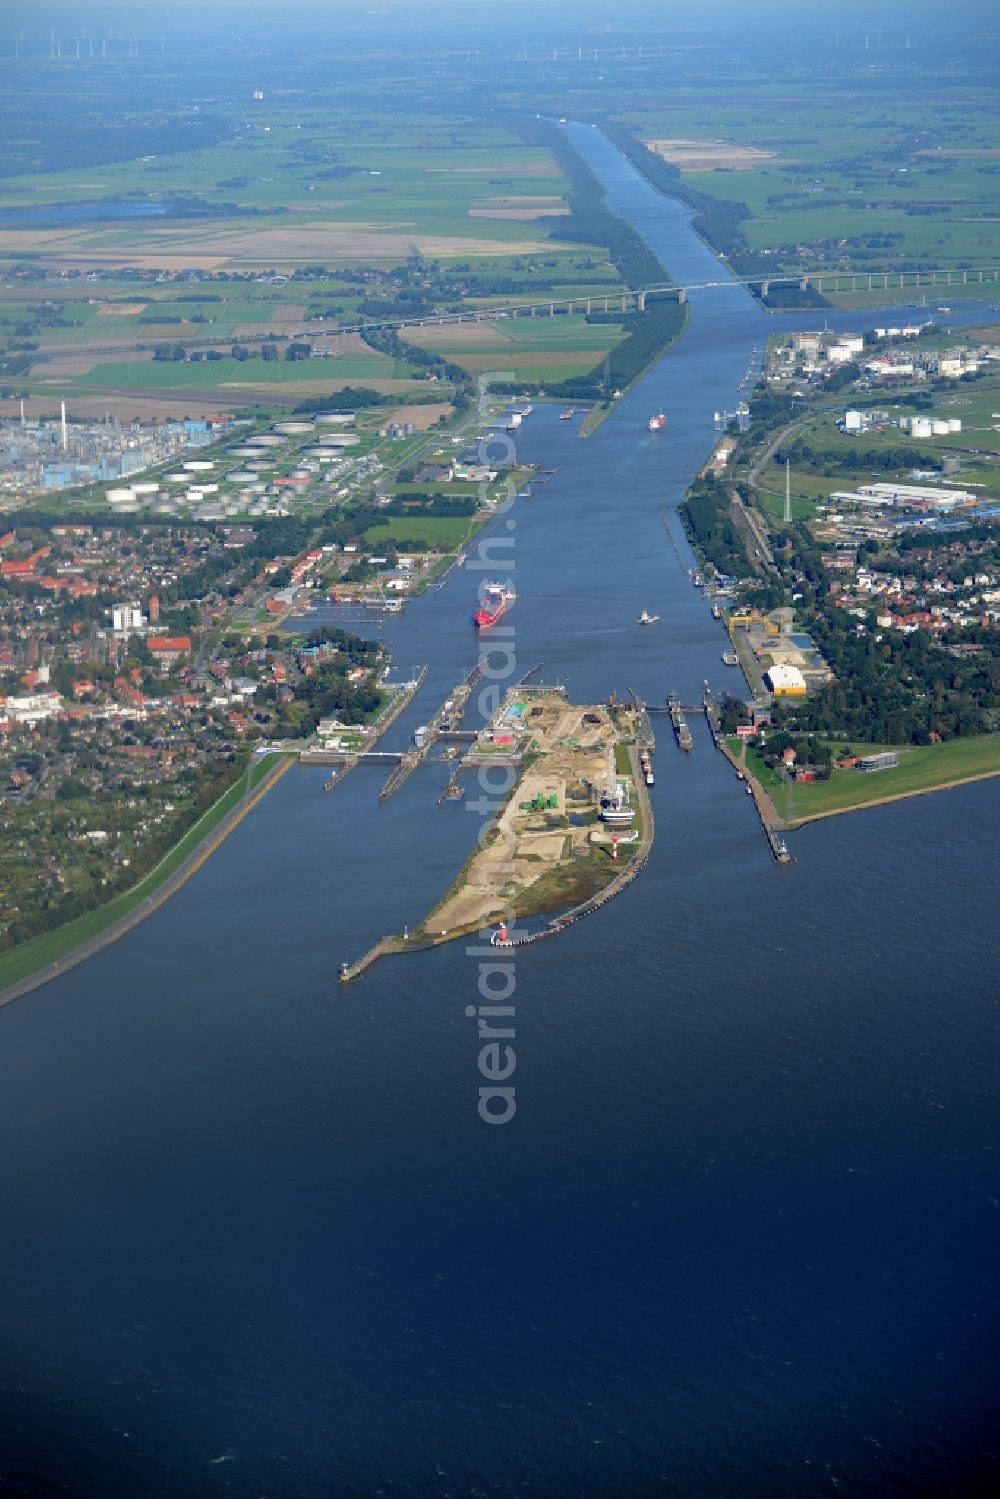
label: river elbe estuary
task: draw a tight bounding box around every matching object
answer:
[0,125,996,1499]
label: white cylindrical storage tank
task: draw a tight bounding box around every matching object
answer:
[931,420,950,435]
[131,481,160,495]
[249,482,267,492]
[108,496,140,512]
[947,418,962,433]
[106,486,135,503]
[228,446,262,458]
[315,413,354,426]
[246,434,283,448]
[273,420,314,435]
[184,459,215,472]
[226,470,256,483]
[898,416,912,432]
[195,482,219,494]
[152,499,177,514]
[911,419,932,438]
[164,471,188,484]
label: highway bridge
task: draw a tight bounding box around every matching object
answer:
[302,264,1000,346]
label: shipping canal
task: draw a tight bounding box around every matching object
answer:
[0,128,996,1498]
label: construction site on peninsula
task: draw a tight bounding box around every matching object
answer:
[340,685,655,980]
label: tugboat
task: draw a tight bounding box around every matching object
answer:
[637,608,660,626]
[648,413,666,433]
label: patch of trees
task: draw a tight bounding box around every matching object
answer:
[311,165,367,180]
[761,285,831,310]
[678,475,750,577]
[512,116,671,290]
[718,693,748,734]
[789,619,994,744]
[391,494,475,516]
[826,361,862,394]
[0,108,232,180]
[553,299,688,399]
[292,387,387,414]
[759,730,834,777]
[487,299,687,401]
[600,124,753,267]
[365,325,473,398]
[775,440,942,474]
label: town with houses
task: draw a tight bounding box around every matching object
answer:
[0,373,538,952]
[690,321,1000,774]
[2,314,999,948]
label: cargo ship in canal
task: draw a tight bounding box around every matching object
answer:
[474,580,517,629]
[648,413,666,433]
[668,693,693,752]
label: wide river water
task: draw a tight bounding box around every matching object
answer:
[0,127,996,1498]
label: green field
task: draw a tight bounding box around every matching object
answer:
[0,98,637,416]
[621,61,1000,296]
[402,313,625,382]
[362,515,472,547]
[0,113,569,236]
[788,737,1000,821]
[68,353,409,388]
[735,733,1000,824]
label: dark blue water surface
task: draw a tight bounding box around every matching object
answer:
[0,128,997,1499]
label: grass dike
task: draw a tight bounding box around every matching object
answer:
[0,752,294,1005]
[731,733,1000,831]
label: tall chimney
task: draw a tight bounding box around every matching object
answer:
[61,399,68,450]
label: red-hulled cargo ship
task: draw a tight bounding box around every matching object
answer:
[474,580,516,628]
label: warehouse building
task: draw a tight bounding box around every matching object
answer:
[765,663,808,697]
